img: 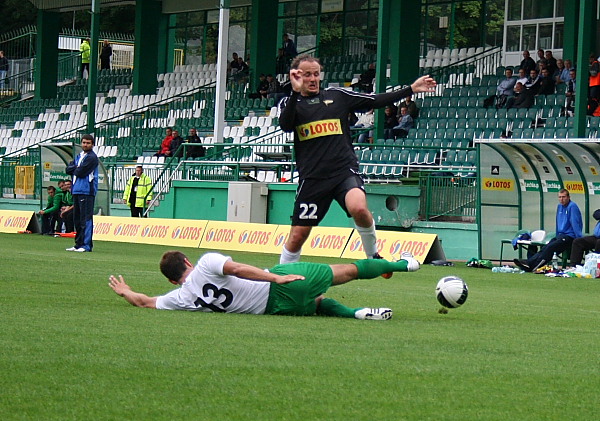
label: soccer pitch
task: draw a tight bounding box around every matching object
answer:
[1,233,599,420]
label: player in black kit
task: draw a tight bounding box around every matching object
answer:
[277,55,436,265]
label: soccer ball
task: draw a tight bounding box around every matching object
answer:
[435,276,469,308]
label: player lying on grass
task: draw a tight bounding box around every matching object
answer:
[109,250,420,320]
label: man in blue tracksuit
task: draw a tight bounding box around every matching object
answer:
[514,189,583,271]
[66,134,99,252]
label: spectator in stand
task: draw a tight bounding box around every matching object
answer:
[266,74,284,103]
[525,68,542,95]
[100,40,112,70]
[249,74,269,99]
[38,186,59,235]
[392,106,414,139]
[276,48,287,74]
[588,53,600,113]
[229,52,240,75]
[383,105,398,139]
[0,50,8,90]
[80,38,91,78]
[506,82,535,109]
[234,56,249,82]
[59,180,75,234]
[350,109,374,144]
[397,95,419,119]
[516,68,528,85]
[554,59,569,85]
[545,50,558,76]
[351,63,376,93]
[282,34,297,62]
[484,68,516,108]
[155,127,174,157]
[535,49,545,70]
[538,68,556,95]
[520,50,536,74]
[186,128,206,159]
[169,130,185,158]
[564,59,573,71]
[565,68,576,114]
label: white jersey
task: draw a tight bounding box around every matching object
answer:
[156,253,270,314]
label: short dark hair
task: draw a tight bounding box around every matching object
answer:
[160,251,189,282]
[47,186,56,193]
[290,54,321,70]
[81,134,95,145]
[559,188,570,196]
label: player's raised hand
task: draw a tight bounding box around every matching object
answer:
[109,275,131,296]
[290,68,304,93]
[410,75,437,93]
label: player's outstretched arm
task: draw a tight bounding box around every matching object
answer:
[222,260,304,284]
[410,75,437,94]
[109,275,157,308]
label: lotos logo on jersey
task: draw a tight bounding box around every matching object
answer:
[296,119,343,141]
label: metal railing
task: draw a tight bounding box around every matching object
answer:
[418,172,477,221]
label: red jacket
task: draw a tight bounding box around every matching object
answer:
[159,135,174,155]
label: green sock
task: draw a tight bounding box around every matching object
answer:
[353,259,408,279]
[317,298,359,318]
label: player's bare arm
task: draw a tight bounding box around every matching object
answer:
[109,275,157,308]
[222,260,304,284]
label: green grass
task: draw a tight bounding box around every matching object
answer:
[1,233,599,420]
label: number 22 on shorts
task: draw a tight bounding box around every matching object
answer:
[299,203,318,219]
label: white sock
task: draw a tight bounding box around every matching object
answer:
[355,221,378,258]
[280,245,301,264]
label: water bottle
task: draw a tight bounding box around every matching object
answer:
[492,267,500,273]
[552,253,559,271]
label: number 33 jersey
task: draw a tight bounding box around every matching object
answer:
[156,253,270,314]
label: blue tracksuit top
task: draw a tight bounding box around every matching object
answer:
[66,150,99,196]
[556,200,583,239]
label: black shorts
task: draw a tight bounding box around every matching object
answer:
[291,172,365,226]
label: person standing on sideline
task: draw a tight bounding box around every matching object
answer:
[66,134,99,252]
[0,50,8,90]
[100,40,112,70]
[277,54,436,265]
[109,250,420,319]
[80,38,91,78]
[123,165,153,217]
[514,189,583,272]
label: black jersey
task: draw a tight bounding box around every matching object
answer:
[278,86,413,180]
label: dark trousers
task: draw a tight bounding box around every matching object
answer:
[130,206,147,218]
[81,63,90,78]
[41,213,57,234]
[526,234,574,268]
[73,194,95,251]
[569,236,600,265]
[61,209,75,233]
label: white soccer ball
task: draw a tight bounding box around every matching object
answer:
[435,276,469,308]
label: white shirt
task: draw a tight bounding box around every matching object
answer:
[156,253,270,314]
